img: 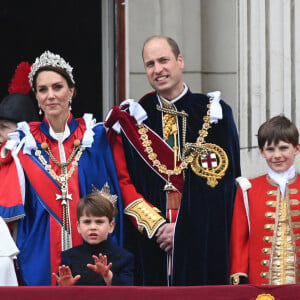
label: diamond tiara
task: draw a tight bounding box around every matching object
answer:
[92,183,118,207]
[28,50,75,87]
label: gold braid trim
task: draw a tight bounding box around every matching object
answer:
[124,198,166,239]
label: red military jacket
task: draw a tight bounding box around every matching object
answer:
[230,174,300,285]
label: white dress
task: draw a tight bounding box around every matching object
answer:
[0,217,19,286]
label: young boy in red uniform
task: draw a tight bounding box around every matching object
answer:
[230,115,300,285]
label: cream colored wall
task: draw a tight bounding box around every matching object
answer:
[127,0,202,101]
[127,0,236,107]
[125,0,300,178]
[237,0,300,177]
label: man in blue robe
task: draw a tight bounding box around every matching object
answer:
[105,35,241,286]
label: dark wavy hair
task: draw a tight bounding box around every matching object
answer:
[31,65,77,97]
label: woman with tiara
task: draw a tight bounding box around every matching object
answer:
[0,51,124,286]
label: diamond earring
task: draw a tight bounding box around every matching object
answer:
[38,103,42,115]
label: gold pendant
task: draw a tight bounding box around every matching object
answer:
[189,143,229,187]
[163,181,177,191]
[163,174,178,192]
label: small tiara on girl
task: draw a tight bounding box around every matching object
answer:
[28,50,75,87]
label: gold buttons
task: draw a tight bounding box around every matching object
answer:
[263,236,272,243]
[262,248,270,254]
[260,272,268,278]
[261,260,269,266]
[265,212,274,218]
[266,200,275,207]
[264,224,272,230]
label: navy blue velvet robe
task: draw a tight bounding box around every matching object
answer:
[121,90,241,286]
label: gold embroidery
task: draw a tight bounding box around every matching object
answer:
[289,188,298,194]
[256,293,275,300]
[124,199,166,238]
[270,187,296,285]
[290,210,300,217]
[289,199,300,205]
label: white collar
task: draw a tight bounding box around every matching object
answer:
[268,165,296,197]
[49,122,70,142]
[158,83,188,104]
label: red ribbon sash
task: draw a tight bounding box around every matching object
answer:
[106,106,184,192]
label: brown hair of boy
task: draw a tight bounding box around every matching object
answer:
[257,115,299,150]
[77,191,116,222]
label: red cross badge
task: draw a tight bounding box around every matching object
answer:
[201,153,217,169]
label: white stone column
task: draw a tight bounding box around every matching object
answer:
[237,0,300,178]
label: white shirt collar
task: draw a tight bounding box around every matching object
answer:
[268,164,296,197]
[158,83,188,104]
[49,122,70,142]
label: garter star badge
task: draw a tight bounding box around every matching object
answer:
[187,143,229,188]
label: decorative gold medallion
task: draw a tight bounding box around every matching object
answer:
[188,143,229,187]
[256,293,275,300]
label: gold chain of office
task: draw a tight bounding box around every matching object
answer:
[137,99,229,187]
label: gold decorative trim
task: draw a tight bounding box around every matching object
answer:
[289,199,300,205]
[138,124,189,177]
[124,198,166,238]
[289,188,298,194]
[292,222,300,228]
[187,143,229,188]
[290,210,300,217]
[182,99,229,187]
[256,293,275,300]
